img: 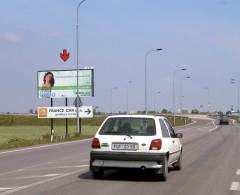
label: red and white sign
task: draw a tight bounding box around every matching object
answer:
[60,49,70,62]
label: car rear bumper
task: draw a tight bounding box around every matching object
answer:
[90,151,166,170]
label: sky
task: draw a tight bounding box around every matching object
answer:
[0,0,240,113]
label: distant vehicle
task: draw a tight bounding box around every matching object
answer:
[219,115,229,125]
[90,115,183,181]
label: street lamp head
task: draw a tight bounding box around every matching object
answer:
[181,68,187,71]
[186,76,191,79]
[156,48,163,51]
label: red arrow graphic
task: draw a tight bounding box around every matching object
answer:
[60,49,70,62]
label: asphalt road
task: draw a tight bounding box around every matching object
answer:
[0,117,240,195]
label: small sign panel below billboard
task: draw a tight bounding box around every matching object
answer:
[38,106,93,118]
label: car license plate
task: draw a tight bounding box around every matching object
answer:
[111,143,138,151]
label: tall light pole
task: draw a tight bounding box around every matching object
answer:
[204,87,210,113]
[231,78,239,112]
[76,0,87,134]
[110,87,118,114]
[179,76,191,113]
[126,80,132,114]
[145,48,163,114]
[173,68,186,125]
[154,91,161,113]
[231,79,236,111]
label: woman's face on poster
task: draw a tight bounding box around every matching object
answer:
[45,74,53,84]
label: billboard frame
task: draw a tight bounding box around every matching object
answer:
[37,68,94,98]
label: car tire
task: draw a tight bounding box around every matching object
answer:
[174,152,182,171]
[159,155,168,181]
[92,168,104,179]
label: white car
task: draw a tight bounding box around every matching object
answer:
[90,115,183,181]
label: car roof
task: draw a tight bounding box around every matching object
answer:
[106,114,166,120]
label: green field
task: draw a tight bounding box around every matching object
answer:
[0,115,191,150]
[0,125,98,144]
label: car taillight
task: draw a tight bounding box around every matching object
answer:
[150,139,162,150]
[91,138,101,149]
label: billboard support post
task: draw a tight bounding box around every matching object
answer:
[50,98,54,139]
[65,98,68,137]
[79,118,81,135]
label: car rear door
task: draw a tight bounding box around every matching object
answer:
[159,119,175,164]
[163,119,181,163]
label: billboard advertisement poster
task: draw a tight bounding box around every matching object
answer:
[37,69,94,98]
[37,106,93,118]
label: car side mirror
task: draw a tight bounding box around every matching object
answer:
[175,133,183,138]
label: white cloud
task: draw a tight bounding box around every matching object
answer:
[0,32,22,44]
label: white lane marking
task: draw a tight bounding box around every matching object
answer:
[208,120,218,132]
[16,173,62,179]
[179,118,218,133]
[177,118,216,133]
[0,158,88,177]
[30,164,89,171]
[178,125,204,132]
[53,165,88,169]
[1,166,89,195]
[0,161,55,177]
[230,182,240,191]
[177,120,197,128]
[0,138,92,156]
[236,169,240,175]
[0,187,12,192]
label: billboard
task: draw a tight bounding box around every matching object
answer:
[37,106,93,118]
[37,69,94,98]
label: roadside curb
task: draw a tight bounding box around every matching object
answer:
[178,120,197,127]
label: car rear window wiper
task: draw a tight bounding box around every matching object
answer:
[124,134,132,139]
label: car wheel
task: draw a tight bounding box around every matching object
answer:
[174,152,182,170]
[92,168,104,179]
[158,155,168,181]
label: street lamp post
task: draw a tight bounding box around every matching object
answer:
[231,79,236,111]
[204,87,210,113]
[126,80,132,114]
[231,78,239,112]
[179,76,191,113]
[172,68,186,125]
[145,48,163,114]
[154,91,161,113]
[110,87,118,114]
[76,0,87,134]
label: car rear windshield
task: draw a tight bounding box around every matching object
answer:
[99,117,156,136]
